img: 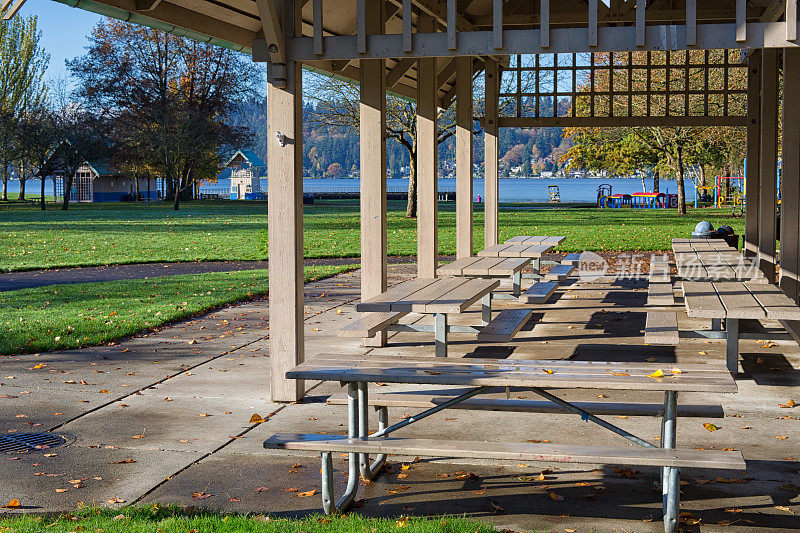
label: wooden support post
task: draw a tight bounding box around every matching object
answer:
[781,48,800,301]
[267,0,303,402]
[447,0,457,50]
[456,55,473,259]
[588,0,597,47]
[493,0,502,49]
[759,49,779,283]
[788,0,797,42]
[313,0,323,55]
[360,0,388,344]
[744,51,761,258]
[484,58,499,248]
[416,12,438,278]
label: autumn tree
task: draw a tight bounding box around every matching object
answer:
[564,50,746,214]
[68,20,260,210]
[15,105,58,208]
[0,8,48,201]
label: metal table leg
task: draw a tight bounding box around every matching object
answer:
[512,271,522,296]
[482,293,492,326]
[532,257,540,275]
[435,313,448,357]
[661,391,679,533]
[358,382,387,480]
[726,318,739,373]
[711,318,723,331]
[320,382,360,514]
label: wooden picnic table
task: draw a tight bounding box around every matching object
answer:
[682,280,800,371]
[356,277,499,357]
[672,239,760,281]
[478,243,553,258]
[505,235,566,245]
[437,256,530,296]
[271,354,743,530]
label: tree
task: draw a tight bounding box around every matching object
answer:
[564,50,746,214]
[15,105,58,208]
[68,20,260,210]
[326,162,345,178]
[0,8,49,200]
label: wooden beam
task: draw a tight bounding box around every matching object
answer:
[686,0,696,46]
[540,0,550,48]
[788,0,797,41]
[447,0,457,49]
[493,0,502,49]
[312,0,323,55]
[781,48,800,300]
[744,51,761,258]
[456,55,473,259]
[417,12,438,278]
[267,0,303,402]
[484,59,499,248]
[255,0,286,64]
[360,0,388,345]
[736,0,747,42]
[588,0,598,47]
[1,0,26,20]
[134,0,162,11]
[497,116,746,128]
[635,0,645,46]
[403,0,413,51]
[759,49,779,283]
[387,58,416,87]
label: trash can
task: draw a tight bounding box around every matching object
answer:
[692,221,715,238]
[715,225,739,249]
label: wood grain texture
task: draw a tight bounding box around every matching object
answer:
[682,281,726,319]
[288,355,738,393]
[484,59,499,248]
[519,281,559,304]
[477,308,534,341]
[455,55,474,258]
[644,311,679,345]
[338,311,408,337]
[265,433,745,469]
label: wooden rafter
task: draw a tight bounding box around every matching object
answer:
[255,0,286,64]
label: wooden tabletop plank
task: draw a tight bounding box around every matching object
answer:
[510,244,553,258]
[437,256,483,276]
[391,278,470,313]
[490,257,530,275]
[287,355,737,393]
[497,244,531,257]
[424,278,499,313]
[541,236,566,244]
[356,278,440,312]
[714,281,767,319]
[744,282,800,320]
[505,236,530,243]
[478,244,513,257]
[682,281,726,318]
[462,257,506,276]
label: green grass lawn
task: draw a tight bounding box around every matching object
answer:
[0,199,745,272]
[0,265,355,356]
[0,506,498,533]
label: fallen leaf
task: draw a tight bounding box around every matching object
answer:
[255,487,269,492]
[670,368,683,374]
[542,369,554,374]
[107,497,125,504]
[775,505,795,514]
[31,364,45,370]
[565,529,577,533]
[99,390,110,394]
[192,491,212,500]
[647,369,664,378]
[703,422,720,432]
[489,499,505,514]
[297,489,317,497]
[779,399,797,408]
[132,434,145,439]
[388,485,410,494]
[611,372,630,376]
[776,435,788,440]
[2,499,21,508]
[55,488,68,493]
[250,414,266,423]
[396,517,409,528]
[111,459,136,464]
[549,492,565,501]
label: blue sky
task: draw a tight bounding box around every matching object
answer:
[19,0,103,83]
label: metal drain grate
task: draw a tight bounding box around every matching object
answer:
[0,433,67,454]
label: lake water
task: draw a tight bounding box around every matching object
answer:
[7,177,695,204]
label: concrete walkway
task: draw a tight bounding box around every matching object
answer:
[1,264,799,532]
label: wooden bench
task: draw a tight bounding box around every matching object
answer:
[265,432,744,470]
[561,252,582,265]
[518,280,559,304]
[645,311,679,345]
[476,308,534,341]
[647,282,675,307]
[649,263,671,283]
[326,391,724,418]
[337,312,408,338]
[544,264,576,281]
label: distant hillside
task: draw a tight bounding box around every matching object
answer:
[230,97,569,177]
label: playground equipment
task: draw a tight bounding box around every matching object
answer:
[716,176,745,208]
[548,185,560,202]
[596,183,613,206]
[599,191,678,208]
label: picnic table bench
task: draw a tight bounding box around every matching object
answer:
[265,354,743,533]
[682,280,800,371]
[340,277,537,355]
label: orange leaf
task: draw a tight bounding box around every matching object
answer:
[542,369,554,374]
[250,414,266,423]
[99,390,110,394]
[703,422,720,432]
[549,491,564,501]
[297,489,317,497]
[3,499,21,508]
[779,399,797,408]
[647,369,664,378]
[192,491,212,500]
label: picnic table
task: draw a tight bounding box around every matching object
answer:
[682,280,800,371]
[437,256,530,296]
[505,235,566,245]
[352,277,499,357]
[265,354,743,532]
[672,239,761,281]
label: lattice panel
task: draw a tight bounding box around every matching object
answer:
[498,50,747,122]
